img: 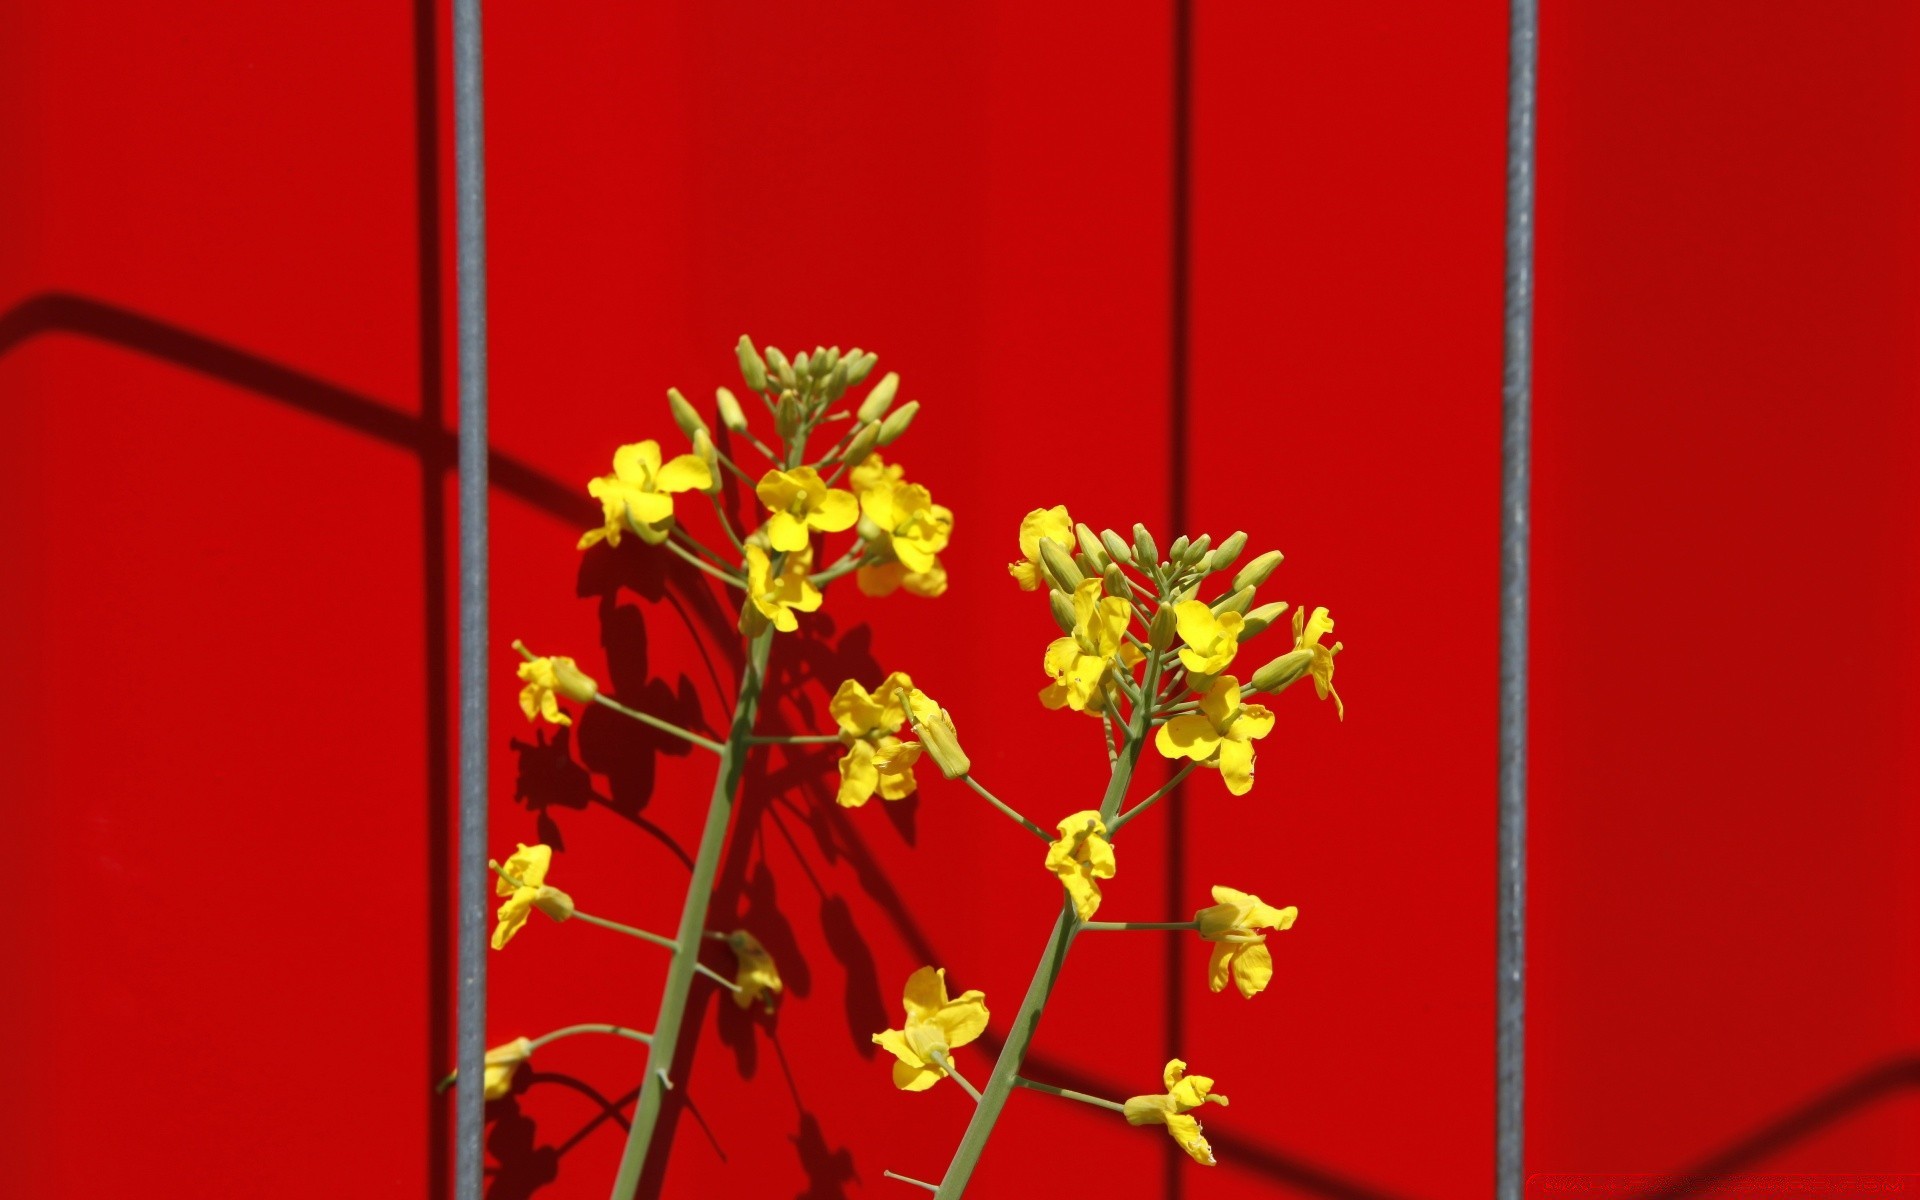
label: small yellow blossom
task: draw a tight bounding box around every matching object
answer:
[1045,810,1116,921]
[1124,1059,1230,1166]
[491,843,575,950]
[830,673,918,807]
[1294,605,1344,718]
[878,687,970,780]
[1195,885,1299,998]
[755,466,859,552]
[848,452,905,497]
[482,1037,535,1100]
[1008,506,1072,590]
[860,480,953,575]
[1154,676,1275,796]
[723,930,783,1012]
[578,440,712,550]
[743,545,823,634]
[515,654,598,727]
[856,556,949,599]
[1040,578,1146,715]
[871,966,990,1092]
[1173,600,1245,677]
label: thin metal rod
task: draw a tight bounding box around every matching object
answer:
[1499,2,1537,1198]
[452,0,490,1195]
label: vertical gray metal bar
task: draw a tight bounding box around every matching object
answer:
[452,0,490,1196]
[1499,2,1537,1199]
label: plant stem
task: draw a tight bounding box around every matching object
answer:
[661,534,745,589]
[592,693,727,755]
[932,1050,982,1103]
[529,1023,653,1052]
[930,655,1158,1198]
[746,732,845,745]
[570,910,681,951]
[884,1171,939,1193]
[607,627,775,1199]
[1012,1076,1127,1113]
[808,547,868,588]
[1077,920,1199,933]
[1107,761,1200,837]
[959,774,1051,843]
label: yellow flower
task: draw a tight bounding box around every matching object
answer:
[1195,885,1299,998]
[1124,1059,1230,1166]
[860,480,953,575]
[515,654,598,727]
[1174,600,1244,676]
[1154,676,1275,796]
[885,687,971,780]
[830,673,918,807]
[871,966,990,1092]
[482,1037,535,1100]
[742,545,822,634]
[1007,506,1072,590]
[1294,605,1345,718]
[1040,578,1145,715]
[1045,809,1116,921]
[856,557,949,599]
[848,452,905,497]
[578,440,713,550]
[755,466,859,552]
[491,843,575,950]
[723,930,783,1011]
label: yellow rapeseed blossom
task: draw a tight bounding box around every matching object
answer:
[1294,605,1345,719]
[1154,676,1275,796]
[482,1037,535,1100]
[860,480,953,576]
[830,673,918,807]
[1007,506,1072,590]
[1124,1059,1230,1166]
[578,440,713,550]
[743,545,823,634]
[755,466,859,552]
[848,452,904,497]
[1046,810,1116,921]
[515,654,598,727]
[1174,600,1245,677]
[723,930,783,1012]
[856,557,949,599]
[1195,885,1299,998]
[491,843,575,950]
[1040,578,1146,715]
[872,966,990,1092]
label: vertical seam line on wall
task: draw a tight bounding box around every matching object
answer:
[1166,1,1194,1196]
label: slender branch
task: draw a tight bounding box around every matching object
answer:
[1078,920,1199,933]
[808,547,869,588]
[694,962,741,993]
[960,774,1051,843]
[703,490,748,551]
[1012,1076,1127,1114]
[932,1050,982,1103]
[662,533,746,589]
[747,732,845,746]
[884,1172,939,1193]
[529,1023,653,1051]
[593,693,727,754]
[670,524,733,569]
[1108,761,1200,836]
[1101,713,1121,766]
[570,911,682,952]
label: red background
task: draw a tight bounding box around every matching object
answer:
[1,3,1912,1198]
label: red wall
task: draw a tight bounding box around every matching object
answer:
[1,3,1911,1199]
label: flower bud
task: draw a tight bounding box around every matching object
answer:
[793,350,812,379]
[824,359,851,401]
[765,345,796,390]
[876,399,919,445]
[736,335,768,393]
[1104,563,1131,599]
[817,346,841,375]
[1210,585,1255,616]
[549,657,600,703]
[667,387,708,442]
[857,371,900,423]
[908,690,971,780]
[775,392,802,441]
[1181,534,1212,567]
[531,885,575,923]
[1210,531,1248,574]
[1168,534,1190,562]
[847,351,878,384]
[1249,648,1313,694]
[1132,524,1159,565]
[842,420,882,468]
[1240,601,1289,639]
[1074,552,1098,579]
[1231,550,1284,592]
[1049,588,1078,634]
[1038,538,1084,591]
[1099,528,1134,564]
[692,429,723,495]
[715,386,750,432]
[1075,523,1109,570]
[1149,603,1178,651]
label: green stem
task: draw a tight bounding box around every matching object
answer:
[808,547,868,588]
[1012,1076,1127,1113]
[607,627,776,1199]
[570,910,681,952]
[1078,920,1199,933]
[703,490,748,552]
[529,1023,653,1052]
[932,1050,982,1103]
[662,533,745,589]
[884,1171,939,1193]
[694,962,741,992]
[960,774,1051,843]
[1107,761,1200,837]
[746,732,845,745]
[931,655,1159,1198]
[592,693,727,755]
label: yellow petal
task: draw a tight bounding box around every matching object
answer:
[1217,737,1257,795]
[1165,1112,1218,1166]
[499,844,551,892]
[901,966,951,1023]
[654,453,712,494]
[767,510,810,553]
[1232,702,1276,742]
[1231,940,1274,998]
[1008,560,1041,591]
[809,487,859,532]
[1206,942,1235,992]
[1156,715,1220,762]
[930,990,990,1050]
[857,562,906,597]
[836,742,878,808]
[612,440,662,485]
